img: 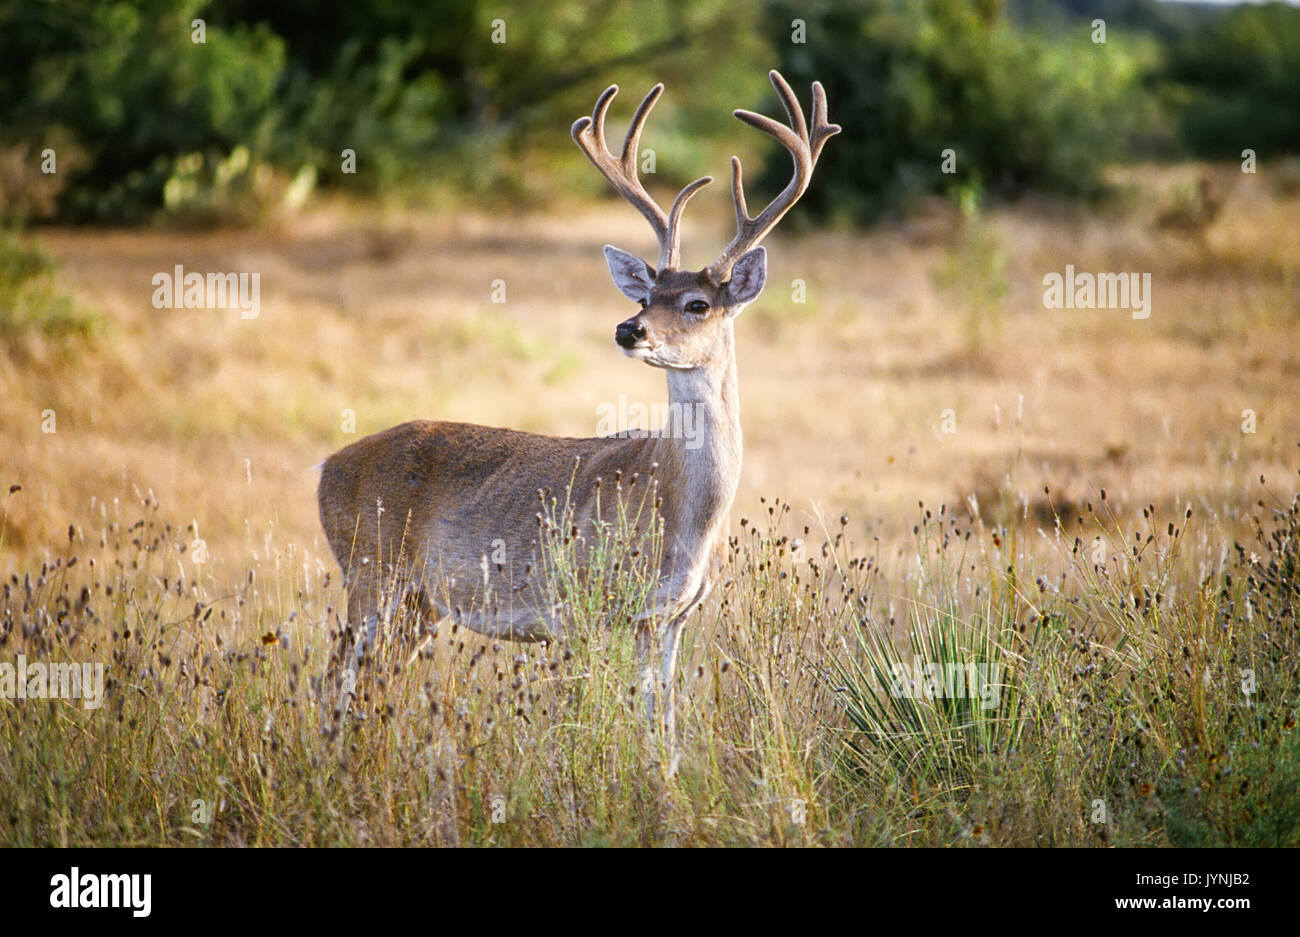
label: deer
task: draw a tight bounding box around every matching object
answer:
[317,70,839,744]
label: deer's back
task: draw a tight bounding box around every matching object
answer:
[317,419,662,586]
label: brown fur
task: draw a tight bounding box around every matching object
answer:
[319,420,680,636]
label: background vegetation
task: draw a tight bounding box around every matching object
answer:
[2,0,1298,225]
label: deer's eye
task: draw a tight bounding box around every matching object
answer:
[685,299,710,315]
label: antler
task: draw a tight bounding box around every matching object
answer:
[705,70,841,284]
[572,84,712,272]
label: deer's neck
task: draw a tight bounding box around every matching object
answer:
[654,325,742,553]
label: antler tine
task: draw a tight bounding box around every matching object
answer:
[705,70,841,283]
[664,175,713,270]
[727,156,749,229]
[809,81,838,164]
[770,70,808,146]
[572,83,679,270]
[621,85,662,175]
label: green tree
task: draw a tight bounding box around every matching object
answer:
[762,0,1148,223]
[1162,2,1300,158]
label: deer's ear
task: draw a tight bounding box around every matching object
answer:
[604,245,655,302]
[724,246,766,313]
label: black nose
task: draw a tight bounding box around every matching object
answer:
[615,319,646,349]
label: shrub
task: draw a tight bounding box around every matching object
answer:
[763,0,1150,223]
[1162,2,1300,159]
[0,1,286,223]
[0,232,98,343]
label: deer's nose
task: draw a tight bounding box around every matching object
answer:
[615,319,646,348]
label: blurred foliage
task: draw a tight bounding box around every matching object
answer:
[1160,2,1300,160]
[0,0,768,223]
[0,0,1297,225]
[0,0,285,223]
[763,0,1156,222]
[0,231,100,343]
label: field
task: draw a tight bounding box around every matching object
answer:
[2,163,1299,846]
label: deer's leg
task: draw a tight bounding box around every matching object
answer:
[354,563,433,677]
[331,563,380,720]
[655,571,715,773]
[628,612,689,777]
[659,612,686,740]
[353,567,385,664]
[634,612,686,738]
[636,621,657,722]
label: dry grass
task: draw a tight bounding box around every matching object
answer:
[1,162,1298,845]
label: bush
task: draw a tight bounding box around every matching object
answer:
[0,0,770,222]
[1162,2,1300,159]
[763,0,1151,223]
[0,0,286,223]
[0,232,99,343]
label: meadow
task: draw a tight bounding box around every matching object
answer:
[1,162,1298,846]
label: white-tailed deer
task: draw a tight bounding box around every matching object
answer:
[318,70,838,737]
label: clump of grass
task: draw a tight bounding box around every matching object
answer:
[834,599,1031,799]
[679,500,869,845]
[1156,483,1300,846]
[827,475,1300,846]
[531,467,666,632]
[0,231,99,346]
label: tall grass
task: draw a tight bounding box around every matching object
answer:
[1,467,1297,846]
[830,478,1300,845]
